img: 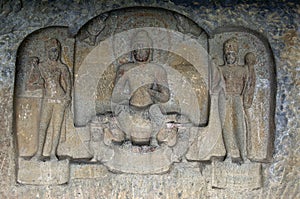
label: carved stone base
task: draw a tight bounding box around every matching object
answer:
[57,126,92,159]
[104,145,173,174]
[17,158,70,185]
[211,160,262,189]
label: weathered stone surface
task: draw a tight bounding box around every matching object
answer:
[0,0,299,198]
[17,159,70,185]
[212,160,262,189]
[71,164,109,179]
[15,97,40,157]
[209,32,276,163]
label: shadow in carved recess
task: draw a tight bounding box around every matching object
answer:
[14,8,275,188]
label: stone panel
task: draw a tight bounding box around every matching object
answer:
[0,1,298,198]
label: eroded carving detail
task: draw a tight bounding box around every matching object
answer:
[112,30,171,147]
[25,57,44,91]
[88,30,191,174]
[31,38,72,161]
[15,29,74,185]
[77,13,109,46]
[219,37,256,163]
[14,9,275,188]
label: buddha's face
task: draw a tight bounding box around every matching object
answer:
[225,50,237,65]
[133,43,150,62]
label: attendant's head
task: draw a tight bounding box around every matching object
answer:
[224,37,238,65]
[45,38,61,61]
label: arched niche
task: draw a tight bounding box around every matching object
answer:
[73,7,210,127]
[14,26,75,158]
[208,26,276,162]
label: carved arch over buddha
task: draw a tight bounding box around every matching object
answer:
[73,7,210,127]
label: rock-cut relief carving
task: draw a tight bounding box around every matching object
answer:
[219,37,256,164]
[216,35,274,164]
[77,13,109,46]
[15,28,75,185]
[73,9,209,175]
[195,33,274,189]
[14,9,275,189]
[25,57,44,91]
[112,30,172,147]
[173,13,203,38]
[74,8,209,127]
[210,37,263,189]
[186,33,275,189]
[32,38,71,161]
[89,30,191,174]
